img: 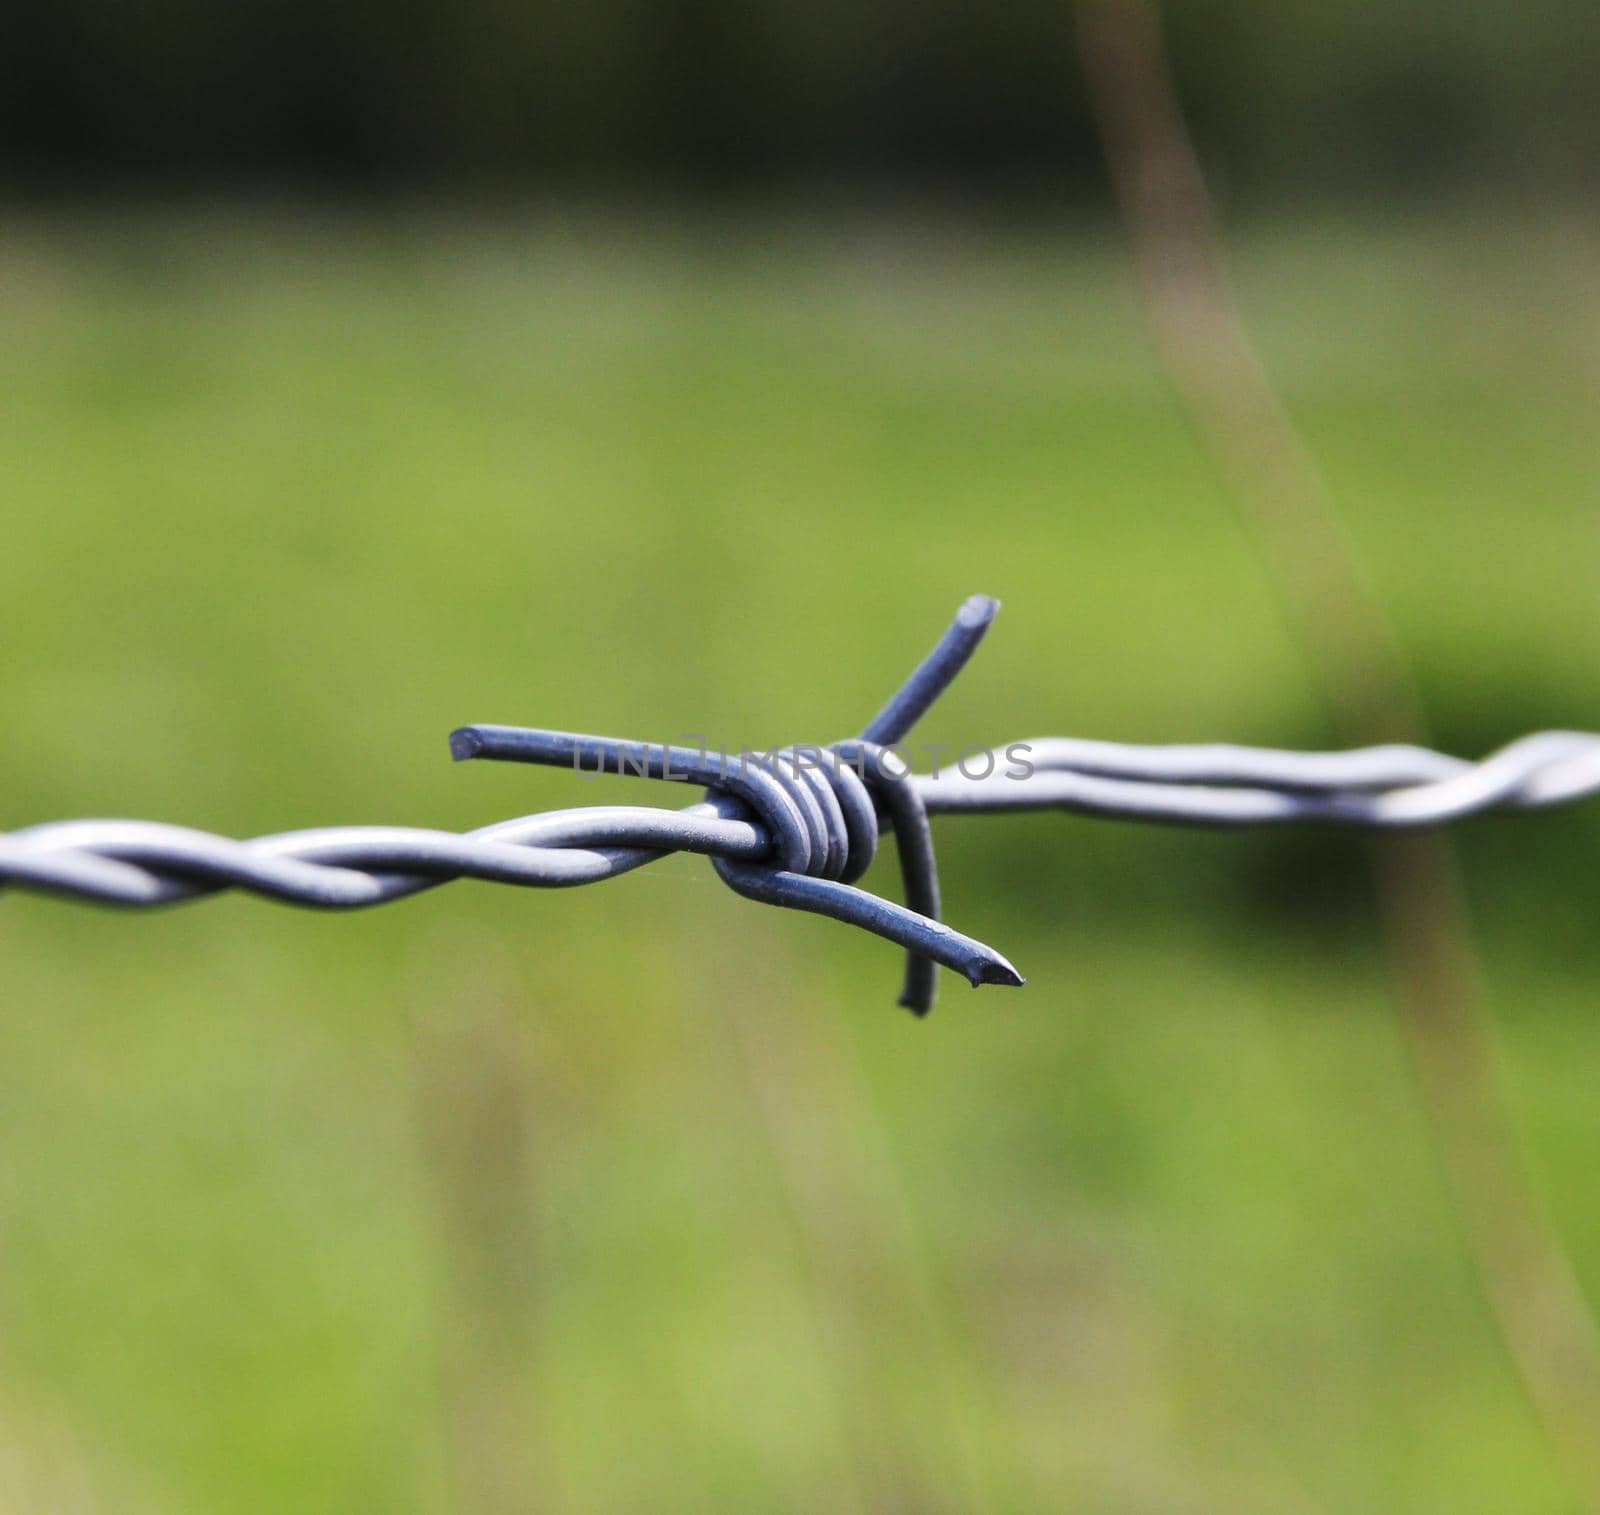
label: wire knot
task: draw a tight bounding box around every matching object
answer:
[702,738,957,1009]
[450,595,1023,1014]
[711,743,896,883]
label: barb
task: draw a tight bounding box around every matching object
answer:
[6,596,1600,1013]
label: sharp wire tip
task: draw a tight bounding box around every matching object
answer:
[968,956,1025,989]
[960,593,1001,628]
[448,728,485,762]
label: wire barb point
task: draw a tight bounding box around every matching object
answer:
[958,593,1001,629]
[449,728,487,762]
[970,956,1026,989]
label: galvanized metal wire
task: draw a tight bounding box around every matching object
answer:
[6,594,1599,1012]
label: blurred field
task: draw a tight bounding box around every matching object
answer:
[2,201,1600,1513]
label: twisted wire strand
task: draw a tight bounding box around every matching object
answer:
[917,730,1600,824]
[5,595,1599,1011]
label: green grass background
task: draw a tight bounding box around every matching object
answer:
[2,202,1600,1513]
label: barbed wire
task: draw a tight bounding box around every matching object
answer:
[6,594,1599,1013]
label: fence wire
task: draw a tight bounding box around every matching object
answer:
[5,595,1595,1012]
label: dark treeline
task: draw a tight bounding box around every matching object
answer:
[3,0,1596,194]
